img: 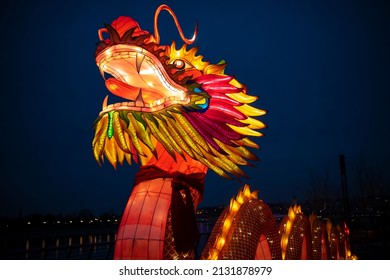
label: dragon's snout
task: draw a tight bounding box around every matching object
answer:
[96,44,190,114]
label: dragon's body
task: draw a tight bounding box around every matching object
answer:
[92,5,354,260]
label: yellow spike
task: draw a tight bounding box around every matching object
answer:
[227,92,257,104]
[239,117,266,130]
[214,139,248,165]
[251,190,258,199]
[236,104,266,117]
[187,46,198,57]
[167,116,204,156]
[204,63,226,75]
[226,154,248,166]
[92,115,107,147]
[227,124,263,137]
[157,118,184,157]
[103,137,117,169]
[93,134,106,163]
[115,141,125,165]
[122,130,132,164]
[92,114,108,148]
[169,42,209,71]
[203,150,236,177]
[235,137,259,149]
[230,198,240,213]
[288,206,295,220]
[113,112,131,153]
[138,127,155,153]
[139,138,158,164]
[243,184,251,197]
[233,146,258,161]
[228,78,244,90]
[128,114,155,154]
[93,117,109,163]
[123,114,145,157]
[165,117,195,158]
[222,216,232,235]
[194,152,231,179]
[124,152,132,165]
[208,248,220,260]
[144,117,176,160]
[173,113,211,153]
[222,159,247,178]
[219,142,247,159]
[209,145,248,178]
[93,116,104,135]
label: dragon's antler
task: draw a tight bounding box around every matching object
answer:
[153,4,197,44]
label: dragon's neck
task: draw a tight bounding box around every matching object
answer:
[114,146,207,260]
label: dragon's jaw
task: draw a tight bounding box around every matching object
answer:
[96,44,190,115]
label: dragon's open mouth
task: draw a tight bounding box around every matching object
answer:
[96,44,190,115]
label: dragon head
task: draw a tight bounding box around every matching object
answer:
[92,4,266,179]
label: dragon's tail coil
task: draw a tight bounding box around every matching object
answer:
[202,185,357,260]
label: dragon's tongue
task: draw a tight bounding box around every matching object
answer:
[105,78,140,100]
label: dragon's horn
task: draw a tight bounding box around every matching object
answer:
[153,4,197,45]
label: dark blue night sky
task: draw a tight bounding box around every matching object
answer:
[1,0,389,217]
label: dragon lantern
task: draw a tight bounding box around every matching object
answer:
[92,4,354,260]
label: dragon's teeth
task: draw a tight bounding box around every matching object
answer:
[135,88,145,107]
[136,53,145,74]
[99,68,105,80]
[102,95,109,110]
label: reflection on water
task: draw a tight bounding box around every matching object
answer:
[21,233,117,260]
[2,223,212,260]
[1,225,118,260]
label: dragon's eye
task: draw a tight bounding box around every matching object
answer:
[172,59,191,70]
[173,59,185,69]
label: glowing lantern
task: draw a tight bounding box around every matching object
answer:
[92,5,265,259]
[92,4,357,261]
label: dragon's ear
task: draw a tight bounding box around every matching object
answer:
[104,23,121,43]
[121,27,137,43]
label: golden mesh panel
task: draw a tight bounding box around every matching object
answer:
[328,225,340,260]
[202,199,281,260]
[280,213,312,260]
[310,217,330,260]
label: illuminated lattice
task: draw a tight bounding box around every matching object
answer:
[202,185,281,260]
